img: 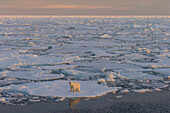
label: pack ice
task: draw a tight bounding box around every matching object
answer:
[0,16,170,105]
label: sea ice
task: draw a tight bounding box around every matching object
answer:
[0,16,169,99]
[105,72,116,82]
[97,78,105,83]
[2,80,121,97]
[61,69,100,79]
[153,68,170,77]
[133,59,170,68]
[100,34,112,38]
[137,48,150,54]
[40,65,77,70]
[133,89,152,93]
[0,70,65,80]
[119,71,161,80]
[121,89,130,93]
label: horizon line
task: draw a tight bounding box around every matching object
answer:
[0,14,170,17]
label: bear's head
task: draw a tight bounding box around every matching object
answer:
[69,82,72,85]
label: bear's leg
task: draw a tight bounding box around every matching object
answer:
[75,88,78,92]
[74,88,76,92]
[71,87,73,92]
[77,88,80,92]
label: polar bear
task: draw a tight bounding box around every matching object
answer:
[69,82,81,92]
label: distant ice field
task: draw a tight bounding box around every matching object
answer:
[0,16,169,105]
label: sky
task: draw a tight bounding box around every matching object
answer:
[0,0,170,15]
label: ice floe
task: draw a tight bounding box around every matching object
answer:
[0,70,65,80]
[105,72,116,82]
[137,48,151,54]
[133,89,152,93]
[121,89,130,93]
[97,78,105,83]
[100,34,112,38]
[40,65,77,70]
[132,59,170,68]
[120,71,162,80]
[1,80,121,97]
[153,68,170,77]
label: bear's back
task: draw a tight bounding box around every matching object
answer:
[71,82,80,87]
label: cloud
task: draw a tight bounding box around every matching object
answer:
[0,5,13,8]
[0,4,111,10]
[44,5,133,10]
[0,4,130,10]
[27,5,111,9]
[42,5,133,10]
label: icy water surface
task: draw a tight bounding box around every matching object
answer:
[0,16,169,105]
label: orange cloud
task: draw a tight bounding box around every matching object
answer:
[32,5,111,9]
[0,4,111,9]
[0,5,13,8]
[0,4,131,10]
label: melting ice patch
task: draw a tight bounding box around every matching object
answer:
[1,80,121,97]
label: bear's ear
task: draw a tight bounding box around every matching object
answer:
[69,82,71,84]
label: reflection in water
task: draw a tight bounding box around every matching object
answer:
[69,98,80,107]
